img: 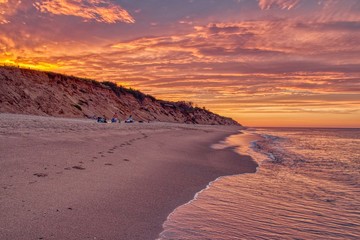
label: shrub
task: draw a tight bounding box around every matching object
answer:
[176,101,194,112]
[90,79,102,87]
[127,88,146,102]
[102,81,126,97]
[78,99,88,106]
[147,94,156,102]
[102,81,151,103]
[72,104,82,111]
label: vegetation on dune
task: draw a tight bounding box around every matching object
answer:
[2,65,153,102]
[102,81,156,103]
[101,81,124,97]
[72,104,82,111]
[0,65,239,125]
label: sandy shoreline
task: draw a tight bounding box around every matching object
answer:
[0,114,258,240]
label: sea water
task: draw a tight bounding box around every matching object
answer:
[159,128,360,239]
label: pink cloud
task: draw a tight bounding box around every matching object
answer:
[33,0,135,24]
[0,0,21,24]
[258,0,300,10]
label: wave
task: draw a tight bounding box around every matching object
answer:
[159,128,360,240]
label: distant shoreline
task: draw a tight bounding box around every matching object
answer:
[0,113,257,240]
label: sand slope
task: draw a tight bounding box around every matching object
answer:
[0,66,239,125]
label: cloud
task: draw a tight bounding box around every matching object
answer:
[8,17,355,94]
[208,23,242,34]
[0,0,21,24]
[33,0,135,23]
[258,0,300,10]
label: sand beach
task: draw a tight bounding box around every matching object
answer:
[0,114,257,240]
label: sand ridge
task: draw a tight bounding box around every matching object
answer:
[0,66,239,125]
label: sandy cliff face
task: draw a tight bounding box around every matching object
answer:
[0,66,240,125]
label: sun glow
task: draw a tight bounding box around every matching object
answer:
[1,59,59,71]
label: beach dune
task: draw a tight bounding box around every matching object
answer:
[0,114,257,240]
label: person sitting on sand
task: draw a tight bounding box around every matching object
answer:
[97,116,106,123]
[97,115,107,123]
[125,115,134,123]
[111,113,118,123]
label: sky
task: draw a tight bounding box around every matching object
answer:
[0,0,359,127]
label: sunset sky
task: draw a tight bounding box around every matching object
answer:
[1,0,359,127]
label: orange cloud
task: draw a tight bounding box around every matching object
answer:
[258,0,300,10]
[33,0,135,23]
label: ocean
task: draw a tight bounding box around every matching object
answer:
[159,128,360,239]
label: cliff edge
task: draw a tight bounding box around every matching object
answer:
[0,66,240,125]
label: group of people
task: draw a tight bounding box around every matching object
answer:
[96,113,134,124]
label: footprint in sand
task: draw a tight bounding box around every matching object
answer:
[33,173,48,177]
[64,167,71,170]
[104,163,113,166]
[109,146,117,151]
[72,166,86,170]
[123,158,130,162]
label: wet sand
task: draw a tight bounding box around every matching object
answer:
[0,114,258,240]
